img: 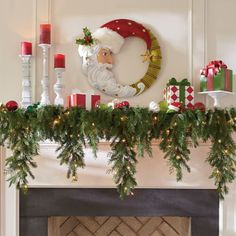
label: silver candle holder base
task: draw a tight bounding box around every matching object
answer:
[19,55,32,109]
[54,68,65,106]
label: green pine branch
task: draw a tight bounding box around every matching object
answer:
[1,105,236,199]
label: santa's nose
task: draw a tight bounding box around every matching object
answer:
[107,56,113,64]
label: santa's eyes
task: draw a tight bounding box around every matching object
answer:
[102,51,112,57]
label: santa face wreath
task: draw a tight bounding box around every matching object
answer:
[76,19,162,98]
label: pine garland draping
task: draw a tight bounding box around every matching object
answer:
[0,105,236,199]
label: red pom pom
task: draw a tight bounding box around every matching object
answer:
[194,102,205,112]
[6,100,18,111]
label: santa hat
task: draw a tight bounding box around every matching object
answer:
[91,19,152,54]
[92,27,124,54]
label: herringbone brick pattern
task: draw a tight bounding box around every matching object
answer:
[48,216,190,236]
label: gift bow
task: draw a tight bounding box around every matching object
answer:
[167,78,190,86]
[201,60,227,77]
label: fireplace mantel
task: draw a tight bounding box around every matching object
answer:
[28,140,215,189]
[1,141,236,236]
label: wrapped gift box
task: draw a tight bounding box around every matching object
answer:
[164,78,194,108]
[67,90,100,110]
[200,60,233,92]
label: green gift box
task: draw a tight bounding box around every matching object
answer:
[200,62,233,92]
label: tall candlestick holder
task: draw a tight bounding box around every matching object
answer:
[39,44,51,105]
[19,55,32,108]
[54,68,65,106]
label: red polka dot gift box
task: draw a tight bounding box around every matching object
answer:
[163,78,194,108]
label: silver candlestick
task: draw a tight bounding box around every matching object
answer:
[19,55,32,108]
[39,44,51,105]
[54,68,65,106]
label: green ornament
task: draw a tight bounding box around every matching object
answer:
[159,101,168,111]
[99,103,109,110]
[27,105,34,113]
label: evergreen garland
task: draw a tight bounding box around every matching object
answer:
[0,104,236,199]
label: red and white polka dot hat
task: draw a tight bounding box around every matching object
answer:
[92,19,151,54]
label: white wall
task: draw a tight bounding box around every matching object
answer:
[1,0,236,235]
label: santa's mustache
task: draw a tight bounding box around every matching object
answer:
[97,62,113,70]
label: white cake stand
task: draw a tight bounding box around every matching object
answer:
[199,91,234,108]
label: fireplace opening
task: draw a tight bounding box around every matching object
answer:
[20,188,219,236]
[48,216,190,236]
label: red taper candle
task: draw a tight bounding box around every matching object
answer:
[54,54,65,68]
[21,42,32,55]
[39,24,51,44]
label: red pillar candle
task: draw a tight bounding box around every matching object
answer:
[21,42,32,55]
[54,54,65,68]
[39,24,51,44]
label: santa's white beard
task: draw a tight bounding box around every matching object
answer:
[86,60,136,97]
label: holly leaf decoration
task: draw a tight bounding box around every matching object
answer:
[76,27,95,46]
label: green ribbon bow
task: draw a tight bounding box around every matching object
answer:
[167,78,190,86]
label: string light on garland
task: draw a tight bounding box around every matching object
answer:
[176,155,181,160]
[21,184,29,193]
[53,117,61,126]
[152,115,158,124]
[120,115,128,122]
[72,175,78,182]
[64,111,70,116]
[1,105,236,200]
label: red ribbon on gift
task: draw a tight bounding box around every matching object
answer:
[225,69,230,91]
[201,60,227,90]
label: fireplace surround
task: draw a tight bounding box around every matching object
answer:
[20,188,219,236]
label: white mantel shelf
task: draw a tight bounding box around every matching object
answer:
[28,140,215,189]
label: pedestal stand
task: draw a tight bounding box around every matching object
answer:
[39,44,51,105]
[199,91,234,108]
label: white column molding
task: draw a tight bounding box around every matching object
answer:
[188,0,193,84]
[0,146,6,236]
[2,148,19,236]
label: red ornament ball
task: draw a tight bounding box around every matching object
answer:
[6,100,18,111]
[194,102,205,112]
[115,101,130,109]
